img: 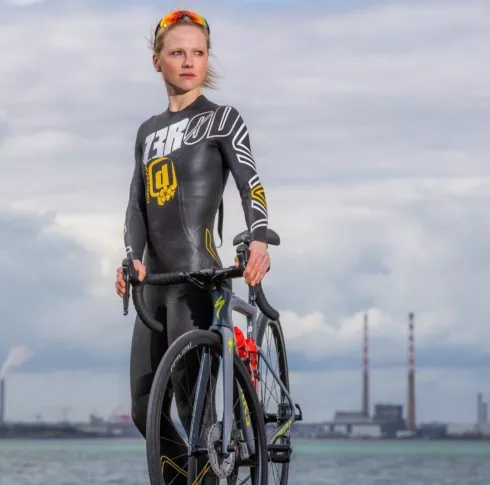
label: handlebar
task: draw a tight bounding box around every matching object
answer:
[121,249,280,333]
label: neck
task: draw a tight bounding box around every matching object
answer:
[167,87,202,112]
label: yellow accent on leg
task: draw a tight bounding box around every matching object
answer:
[205,228,220,264]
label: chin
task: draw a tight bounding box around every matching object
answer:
[172,77,203,93]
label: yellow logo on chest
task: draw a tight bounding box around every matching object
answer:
[146,157,177,206]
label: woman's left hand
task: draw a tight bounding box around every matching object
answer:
[242,240,270,286]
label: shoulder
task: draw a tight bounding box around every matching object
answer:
[194,98,248,141]
[135,115,158,138]
[199,96,245,122]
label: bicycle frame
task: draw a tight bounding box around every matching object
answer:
[187,284,298,460]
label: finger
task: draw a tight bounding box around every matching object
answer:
[250,257,266,285]
[134,261,145,282]
[243,255,257,284]
[247,253,264,286]
[244,250,260,276]
[115,282,124,297]
[252,256,270,285]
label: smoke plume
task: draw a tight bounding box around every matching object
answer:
[0,346,33,379]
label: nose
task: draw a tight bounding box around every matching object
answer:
[182,53,193,68]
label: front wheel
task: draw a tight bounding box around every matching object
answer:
[146,329,269,485]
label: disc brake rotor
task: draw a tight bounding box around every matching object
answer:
[207,422,236,479]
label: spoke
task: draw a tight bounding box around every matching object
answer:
[264,329,280,412]
[156,341,266,485]
[274,462,282,483]
[160,411,189,446]
[159,430,189,448]
[236,473,252,485]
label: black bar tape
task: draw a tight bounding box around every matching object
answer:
[254,283,279,321]
[146,272,189,285]
[131,285,164,333]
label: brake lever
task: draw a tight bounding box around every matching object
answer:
[236,243,249,270]
[122,259,130,316]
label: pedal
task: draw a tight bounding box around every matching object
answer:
[277,403,292,424]
[294,403,303,422]
[264,413,277,424]
[268,441,292,464]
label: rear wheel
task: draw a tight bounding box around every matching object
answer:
[256,316,291,485]
[146,329,269,485]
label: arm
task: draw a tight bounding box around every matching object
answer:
[218,106,268,243]
[123,128,147,261]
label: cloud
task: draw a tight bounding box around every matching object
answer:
[0,0,489,422]
[5,0,45,5]
[0,346,33,379]
[4,370,131,423]
[0,210,133,375]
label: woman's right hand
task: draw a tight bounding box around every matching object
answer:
[115,260,147,297]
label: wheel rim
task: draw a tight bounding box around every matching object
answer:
[150,341,265,484]
[257,321,290,485]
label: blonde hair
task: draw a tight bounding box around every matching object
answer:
[149,16,218,90]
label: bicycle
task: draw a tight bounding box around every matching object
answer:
[121,228,302,485]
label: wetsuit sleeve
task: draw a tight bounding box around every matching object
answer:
[218,107,268,243]
[124,127,147,261]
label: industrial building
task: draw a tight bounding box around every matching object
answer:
[315,313,414,438]
[315,311,490,441]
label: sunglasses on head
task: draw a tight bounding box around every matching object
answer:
[154,10,211,41]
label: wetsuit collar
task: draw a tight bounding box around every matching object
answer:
[166,94,206,114]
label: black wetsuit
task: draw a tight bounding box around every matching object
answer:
[123,94,269,482]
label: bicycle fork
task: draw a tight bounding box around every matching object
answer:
[187,289,256,466]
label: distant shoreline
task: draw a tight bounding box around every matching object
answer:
[1,434,489,442]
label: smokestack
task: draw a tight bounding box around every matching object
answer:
[0,378,5,426]
[362,312,369,417]
[483,402,488,424]
[477,393,483,429]
[407,312,416,431]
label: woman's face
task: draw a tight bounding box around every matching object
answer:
[154,24,209,94]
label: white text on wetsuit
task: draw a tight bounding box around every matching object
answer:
[143,118,189,164]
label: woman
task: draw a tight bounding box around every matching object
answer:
[115,9,271,484]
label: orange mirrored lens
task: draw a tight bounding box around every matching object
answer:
[158,10,209,32]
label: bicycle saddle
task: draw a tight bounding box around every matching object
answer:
[233,228,280,246]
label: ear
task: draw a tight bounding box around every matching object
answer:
[152,53,160,72]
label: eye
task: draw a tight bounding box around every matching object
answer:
[171,50,181,56]
[195,50,204,56]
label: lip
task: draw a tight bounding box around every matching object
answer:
[180,73,196,78]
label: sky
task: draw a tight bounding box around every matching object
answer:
[0,0,489,425]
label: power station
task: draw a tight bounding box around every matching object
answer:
[319,311,418,438]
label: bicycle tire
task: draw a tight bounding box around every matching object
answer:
[146,329,269,485]
[256,315,290,485]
